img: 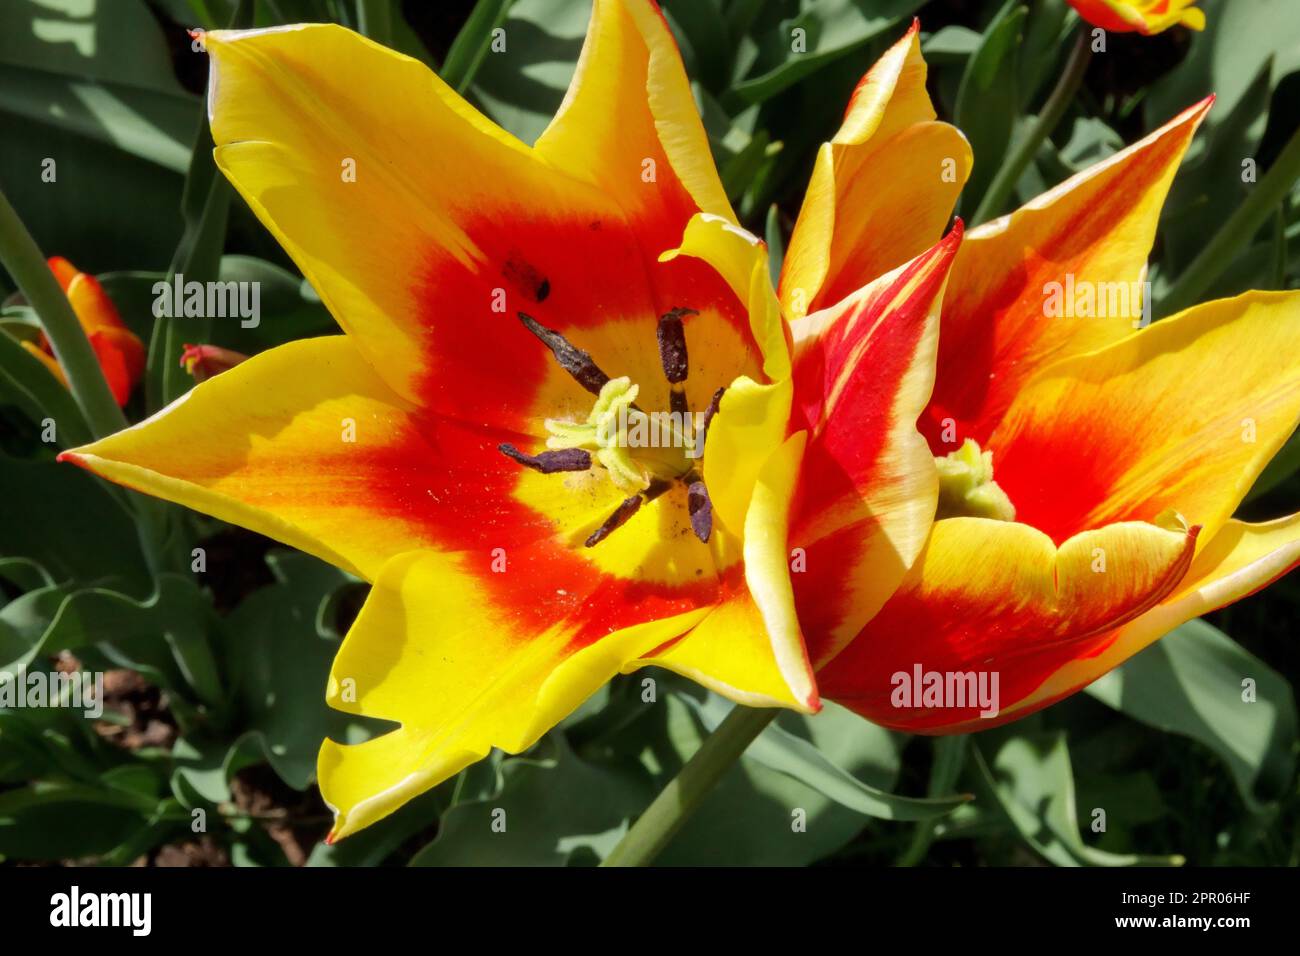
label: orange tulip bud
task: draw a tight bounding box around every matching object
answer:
[29,258,145,406]
[180,343,248,383]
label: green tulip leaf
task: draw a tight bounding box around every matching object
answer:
[1085,618,1297,811]
[975,731,1184,867]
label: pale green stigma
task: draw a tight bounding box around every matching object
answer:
[545,377,649,494]
[935,438,1016,522]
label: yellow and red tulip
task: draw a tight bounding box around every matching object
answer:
[54,3,1296,841]
[22,257,144,406]
[1066,0,1205,35]
[790,35,1300,732]
[58,4,957,838]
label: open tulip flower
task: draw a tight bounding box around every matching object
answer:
[1066,0,1205,35]
[23,257,144,406]
[52,4,1300,844]
[787,30,1300,733]
[59,3,961,839]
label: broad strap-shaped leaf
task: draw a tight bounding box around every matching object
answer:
[974,731,1183,866]
[1086,618,1297,811]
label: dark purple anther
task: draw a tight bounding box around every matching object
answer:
[656,307,696,384]
[517,311,610,396]
[499,443,592,473]
[687,480,712,543]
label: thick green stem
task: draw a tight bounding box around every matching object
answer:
[0,187,128,440]
[1159,125,1300,317]
[972,29,1092,227]
[601,705,777,867]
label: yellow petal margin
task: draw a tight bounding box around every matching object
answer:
[925,97,1212,446]
[536,0,734,225]
[779,21,970,319]
[60,337,442,580]
[993,513,1300,727]
[321,548,711,839]
[661,212,790,381]
[638,432,818,712]
[818,515,1199,731]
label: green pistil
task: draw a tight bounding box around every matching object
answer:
[935,439,1016,522]
[545,376,689,495]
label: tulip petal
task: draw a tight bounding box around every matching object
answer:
[64,271,129,336]
[320,547,713,838]
[920,98,1211,450]
[992,290,1300,546]
[50,264,145,407]
[818,515,1199,732]
[63,335,741,605]
[780,21,970,319]
[48,256,79,291]
[703,376,792,538]
[661,212,789,380]
[536,0,733,229]
[86,329,140,407]
[63,335,728,591]
[204,24,756,435]
[638,432,819,711]
[58,337,464,578]
[1067,0,1205,35]
[994,513,1300,725]
[1068,0,1150,31]
[792,226,961,666]
[668,212,793,539]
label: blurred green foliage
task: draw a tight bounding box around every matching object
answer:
[0,0,1297,867]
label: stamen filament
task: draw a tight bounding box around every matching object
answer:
[700,386,725,449]
[585,495,643,547]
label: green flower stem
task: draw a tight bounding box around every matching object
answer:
[1159,124,1300,318]
[897,735,968,866]
[601,704,777,867]
[0,186,127,440]
[0,182,167,575]
[972,29,1092,227]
